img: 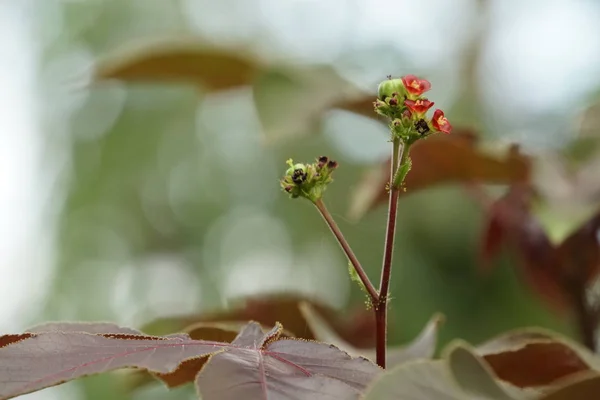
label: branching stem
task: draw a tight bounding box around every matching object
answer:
[314,199,379,304]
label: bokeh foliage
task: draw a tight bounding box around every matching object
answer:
[30,0,600,398]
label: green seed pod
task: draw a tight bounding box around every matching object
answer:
[286,163,305,176]
[377,78,405,101]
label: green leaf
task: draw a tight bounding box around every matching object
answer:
[363,348,535,400]
[362,360,471,400]
[347,261,366,292]
[445,341,526,400]
[393,157,412,187]
[93,37,260,91]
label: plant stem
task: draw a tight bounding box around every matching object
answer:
[376,138,408,368]
[314,199,379,304]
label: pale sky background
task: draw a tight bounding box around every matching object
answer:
[1,0,600,398]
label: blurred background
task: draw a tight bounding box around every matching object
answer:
[1,0,600,398]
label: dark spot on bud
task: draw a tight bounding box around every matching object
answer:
[415,119,430,135]
[317,156,328,169]
[388,97,398,106]
[292,169,307,184]
[284,185,293,193]
[327,160,338,169]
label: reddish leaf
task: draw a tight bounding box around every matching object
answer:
[540,373,600,400]
[0,321,380,400]
[484,342,590,388]
[0,334,32,349]
[141,294,374,348]
[129,321,296,390]
[93,38,260,91]
[476,329,597,388]
[147,323,240,389]
[335,96,381,120]
[479,210,506,269]
[557,212,600,287]
[348,132,531,220]
[0,329,223,399]
[477,184,600,314]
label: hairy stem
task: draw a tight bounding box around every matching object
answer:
[376,139,409,368]
[314,199,379,304]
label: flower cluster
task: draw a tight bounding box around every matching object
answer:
[374,75,452,141]
[280,156,338,202]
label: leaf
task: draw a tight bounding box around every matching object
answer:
[362,349,537,400]
[446,341,527,400]
[347,261,366,291]
[475,328,600,388]
[298,302,442,367]
[393,157,412,187]
[130,323,241,390]
[477,185,600,313]
[0,321,380,400]
[252,66,366,143]
[93,37,261,91]
[333,96,378,120]
[348,132,531,220]
[362,359,511,400]
[539,373,600,400]
[477,184,571,311]
[128,321,295,390]
[531,153,600,245]
[140,294,374,348]
[555,211,600,284]
[196,322,381,400]
[0,326,223,399]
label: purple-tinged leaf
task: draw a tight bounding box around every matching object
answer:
[197,338,381,400]
[0,330,225,399]
[231,321,282,348]
[0,322,380,400]
[266,340,380,390]
[198,350,358,400]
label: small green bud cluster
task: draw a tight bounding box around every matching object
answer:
[280,156,338,202]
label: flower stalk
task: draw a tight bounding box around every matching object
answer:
[280,74,452,369]
[314,199,379,304]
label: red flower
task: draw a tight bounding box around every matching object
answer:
[401,75,431,96]
[404,99,434,114]
[431,109,452,134]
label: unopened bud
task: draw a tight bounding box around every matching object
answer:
[377,78,405,101]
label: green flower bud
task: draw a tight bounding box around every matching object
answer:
[377,78,405,101]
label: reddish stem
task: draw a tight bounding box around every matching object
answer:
[376,139,407,368]
[314,199,379,304]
